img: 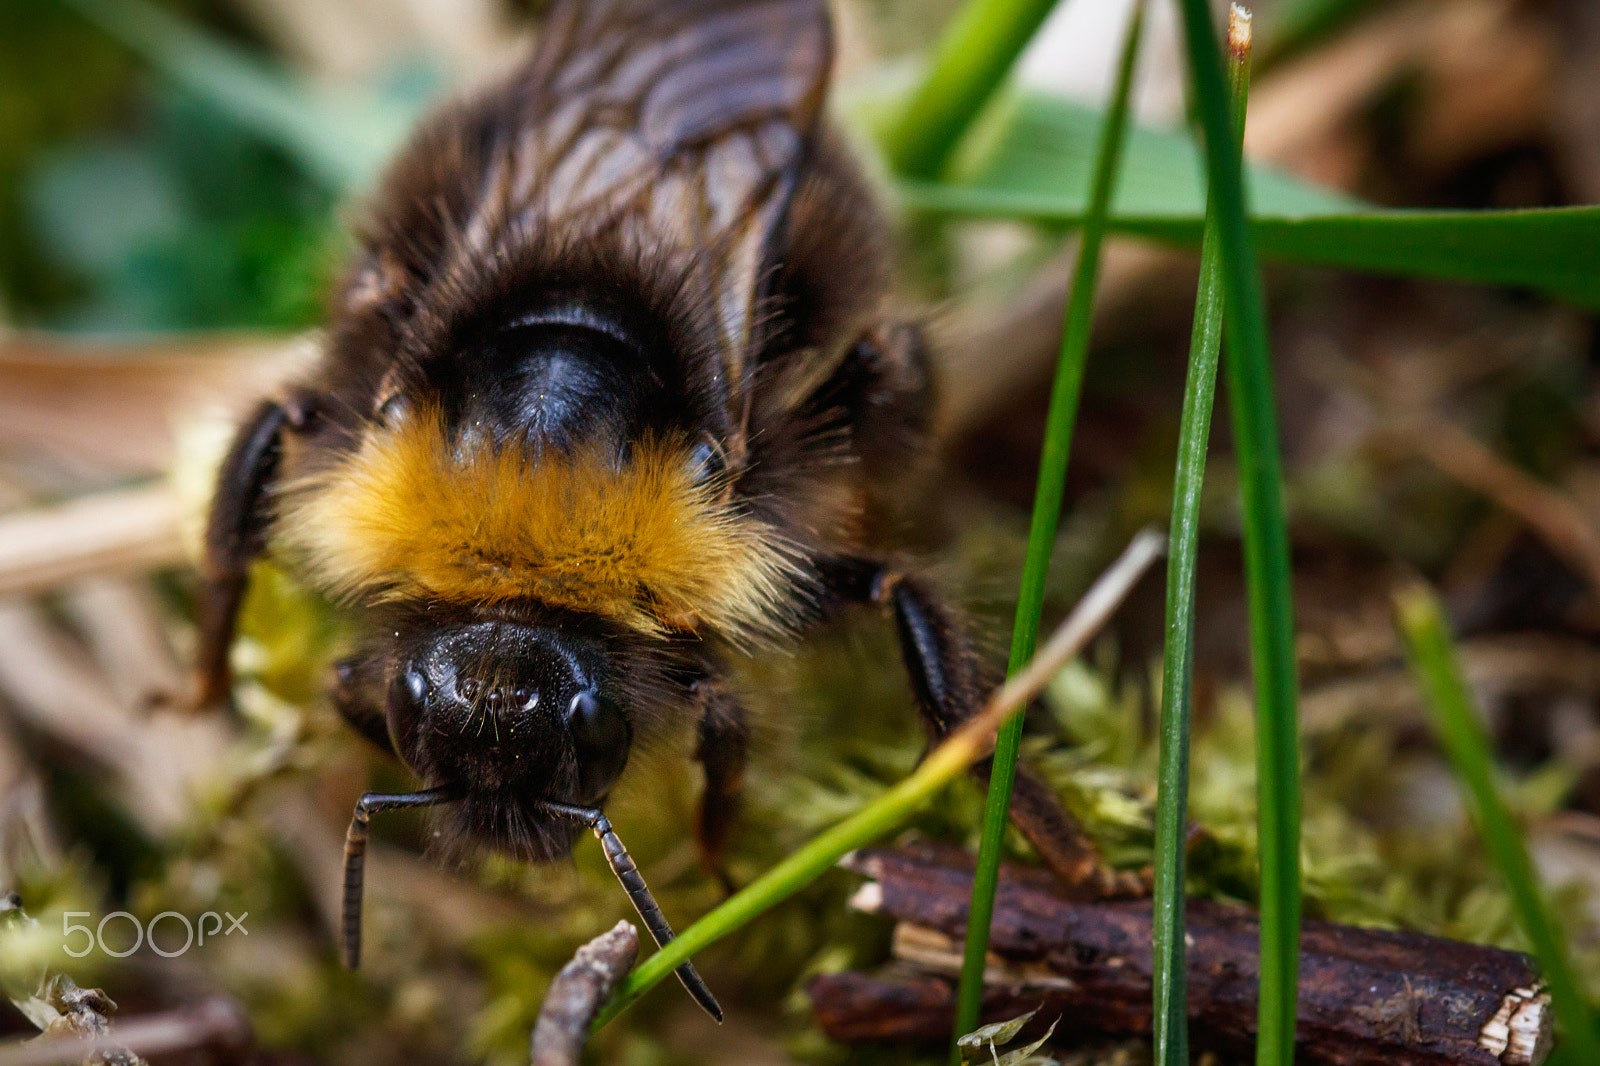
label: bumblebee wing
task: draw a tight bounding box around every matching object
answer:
[478,0,833,450]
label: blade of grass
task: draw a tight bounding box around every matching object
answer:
[1394,582,1600,1065]
[1152,15,1252,1066]
[951,3,1148,1057]
[591,530,1166,1030]
[1173,6,1302,1065]
[905,183,1600,310]
[881,0,1068,179]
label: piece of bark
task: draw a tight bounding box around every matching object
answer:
[808,846,1550,1066]
[530,921,638,1066]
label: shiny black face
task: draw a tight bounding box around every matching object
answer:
[385,620,632,859]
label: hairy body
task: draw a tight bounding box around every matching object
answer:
[197,0,1111,1018]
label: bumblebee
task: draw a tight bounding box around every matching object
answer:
[196,0,1106,1021]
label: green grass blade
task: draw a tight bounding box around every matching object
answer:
[590,532,1165,1030]
[950,3,1148,1057]
[905,181,1600,309]
[1173,6,1301,1065]
[1152,17,1252,1066]
[1394,583,1600,1064]
[900,84,1600,308]
[57,0,412,189]
[881,0,1066,179]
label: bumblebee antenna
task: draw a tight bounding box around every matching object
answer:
[341,787,459,969]
[540,800,724,1024]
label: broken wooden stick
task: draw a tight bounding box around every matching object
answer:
[808,846,1550,1066]
[530,921,638,1066]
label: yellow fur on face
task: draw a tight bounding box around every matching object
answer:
[277,414,801,643]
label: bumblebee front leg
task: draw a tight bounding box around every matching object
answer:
[829,559,1138,896]
[194,395,316,709]
[691,679,748,894]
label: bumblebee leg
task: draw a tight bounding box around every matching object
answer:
[341,787,459,969]
[194,395,317,710]
[691,680,747,895]
[829,559,1139,896]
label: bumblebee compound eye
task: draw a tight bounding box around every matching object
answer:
[567,690,631,803]
[385,666,430,753]
[686,435,727,487]
[398,666,428,705]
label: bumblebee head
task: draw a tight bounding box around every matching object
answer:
[386,618,631,859]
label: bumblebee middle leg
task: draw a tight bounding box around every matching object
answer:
[826,558,1138,896]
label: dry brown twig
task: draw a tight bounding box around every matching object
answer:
[530,921,639,1066]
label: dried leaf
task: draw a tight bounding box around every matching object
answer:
[958,1009,1061,1065]
[994,1017,1059,1066]
[957,1006,1038,1057]
[13,994,59,1033]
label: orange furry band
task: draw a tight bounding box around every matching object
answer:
[276,415,802,643]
